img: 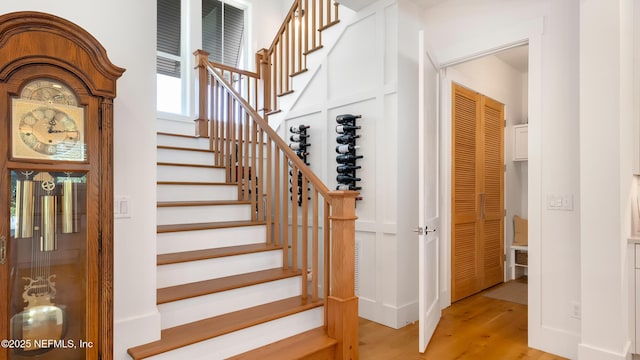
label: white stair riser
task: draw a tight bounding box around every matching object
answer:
[157,118,197,136]
[157,165,225,183]
[157,225,266,254]
[157,250,283,288]
[158,277,302,329]
[157,134,210,150]
[157,148,216,166]
[150,307,323,359]
[157,204,252,225]
[157,184,237,202]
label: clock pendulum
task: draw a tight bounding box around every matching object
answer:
[39,177,57,252]
[10,171,66,352]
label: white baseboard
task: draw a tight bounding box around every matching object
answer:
[529,324,580,359]
[358,297,418,329]
[578,341,632,360]
[114,311,161,360]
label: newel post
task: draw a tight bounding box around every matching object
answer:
[256,48,271,115]
[193,49,209,138]
[328,190,359,360]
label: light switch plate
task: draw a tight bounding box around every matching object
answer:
[114,196,131,218]
[547,194,573,211]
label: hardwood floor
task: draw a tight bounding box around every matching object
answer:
[359,282,567,360]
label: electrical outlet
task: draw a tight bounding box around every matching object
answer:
[570,301,581,319]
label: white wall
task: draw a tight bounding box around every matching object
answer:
[247,0,292,62]
[0,2,158,359]
[423,0,581,358]
[278,0,424,328]
[579,0,635,358]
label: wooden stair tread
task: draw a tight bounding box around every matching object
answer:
[157,161,224,169]
[157,132,201,139]
[157,200,250,207]
[227,327,336,360]
[158,243,282,265]
[304,45,324,55]
[157,220,265,233]
[127,296,323,360]
[157,267,301,304]
[157,181,236,186]
[157,145,215,153]
[319,20,340,32]
[277,89,294,97]
[290,68,308,77]
[265,109,282,116]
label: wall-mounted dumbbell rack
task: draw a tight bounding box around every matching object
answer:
[289,124,310,205]
[335,114,362,199]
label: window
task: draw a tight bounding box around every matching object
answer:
[157,0,248,115]
[202,0,246,67]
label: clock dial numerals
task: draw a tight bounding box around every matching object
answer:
[18,106,80,157]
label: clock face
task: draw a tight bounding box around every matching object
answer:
[11,79,86,161]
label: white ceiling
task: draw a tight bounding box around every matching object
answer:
[337,0,529,73]
[411,0,450,8]
[493,45,529,73]
[339,0,448,11]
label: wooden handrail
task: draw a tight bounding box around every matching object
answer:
[196,1,340,126]
[258,0,340,114]
[197,52,357,359]
[200,53,331,197]
[192,2,354,357]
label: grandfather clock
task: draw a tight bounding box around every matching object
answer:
[0,12,124,360]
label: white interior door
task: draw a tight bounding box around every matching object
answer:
[418,30,442,352]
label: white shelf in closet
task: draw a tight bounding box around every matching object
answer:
[513,124,528,161]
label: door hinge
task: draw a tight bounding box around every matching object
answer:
[504,120,507,127]
[98,230,102,253]
[504,164,506,172]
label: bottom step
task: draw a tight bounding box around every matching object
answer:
[227,327,337,360]
[128,296,324,360]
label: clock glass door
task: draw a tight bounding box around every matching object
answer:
[8,169,88,360]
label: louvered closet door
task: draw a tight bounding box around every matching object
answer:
[451,84,482,302]
[451,83,504,302]
[480,96,504,290]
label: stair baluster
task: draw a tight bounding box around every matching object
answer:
[195,46,358,360]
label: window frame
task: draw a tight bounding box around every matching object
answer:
[157,0,251,117]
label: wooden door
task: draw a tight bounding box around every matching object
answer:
[451,83,504,302]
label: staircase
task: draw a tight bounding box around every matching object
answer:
[128,1,358,359]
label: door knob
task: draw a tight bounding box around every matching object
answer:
[413,226,437,235]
